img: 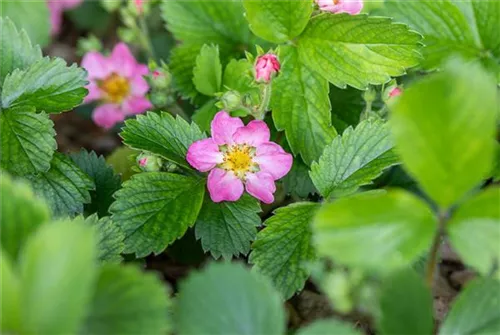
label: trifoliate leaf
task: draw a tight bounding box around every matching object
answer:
[271,45,337,165]
[0,17,42,86]
[81,264,171,335]
[250,202,319,299]
[297,13,422,89]
[27,153,95,217]
[110,172,205,257]
[84,214,125,263]
[0,251,21,332]
[313,190,437,272]
[121,112,206,171]
[243,0,313,43]
[193,44,222,96]
[0,107,56,175]
[176,262,285,335]
[283,158,317,198]
[391,59,497,208]
[195,194,261,260]
[310,118,399,199]
[169,44,203,101]
[297,320,363,335]
[70,149,121,217]
[1,1,50,47]
[1,57,88,113]
[192,99,218,133]
[0,173,50,260]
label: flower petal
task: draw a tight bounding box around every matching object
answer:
[245,172,276,204]
[130,74,150,96]
[210,111,244,145]
[92,104,124,129]
[187,139,223,172]
[233,120,270,146]
[110,43,138,78]
[254,142,293,180]
[207,168,244,203]
[84,81,101,103]
[81,51,111,80]
[122,96,152,115]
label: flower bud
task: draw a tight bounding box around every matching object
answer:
[219,90,242,111]
[383,81,402,103]
[136,152,163,172]
[254,53,280,83]
[316,0,363,15]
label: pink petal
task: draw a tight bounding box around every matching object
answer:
[135,64,149,76]
[210,111,244,145]
[48,2,63,36]
[207,168,244,203]
[245,172,276,204]
[341,0,363,14]
[233,120,270,146]
[130,74,150,96]
[81,52,111,80]
[187,139,224,172]
[110,43,139,78]
[92,104,125,129]
[84,81,101,103]
[122,96,152,115]
[254,142,293,180]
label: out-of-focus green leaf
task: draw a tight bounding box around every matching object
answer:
[193,44,222,96]
[1,1,50,47]
[192,99,218,133]
[0,250,21,333]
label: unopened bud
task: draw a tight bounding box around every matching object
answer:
[136,152,162,172]
[254,53,280,83]
[220,91,242,111]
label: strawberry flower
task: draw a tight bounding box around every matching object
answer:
[255,53,280,83]
[316,0,363,15]
[47,0,83,35]
[81,43,153,129]
[187,111,293,204]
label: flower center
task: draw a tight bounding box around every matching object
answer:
[220,144,259,179]
[99,73,130,103]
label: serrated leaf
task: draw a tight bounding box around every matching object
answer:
[70,149,121,217]
[110,172,205,257]
[0,173,50,260]
[313,190,437,272]
[297,13,422,89]
[271,45,337,165]
[440,278,500,335]
[1,57,88,113]
[81,264,171,335]
[391,59,497,208]
[222,58,254,93]
[0,17,42,86]
[195,194,261,260]
[84,214,125,263]
[310,118,399,199]
[1,1,50,47]
[121,112,206,170]
[193,44,222,96]
[447,187,500,280]
[27,152,95,217]
[297,319,363,335]
[176,262,285,335]
[250,202,318,299]
[169,44,202,101]
[283,158,317,198]
[243,0,313,43]
[0,107,56,175]
[0,251,21,332]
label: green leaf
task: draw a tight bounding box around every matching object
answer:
[84,214,125,263]
[195,194,261,260]
[0,250,21,333]
[0,107,56,175]
[283,158,317,198]
[70,149,121,217]
[297,13,422,89]
[110,172,205,257]
[0,17,42,86]
[121,112,206,171]
[192,99,218,133]
[0,173,50,260]
[176,262,285,335]
[1,0,50,47]
[243,0,313,43]
[310,118,399,199]
[27,152,95,217]
[271,45,337,165]
[106,146,138,182]
[81,264,171,335]
[169,44,203,101]
[193,44,222,96]
[1,57,88,113]
[297,319,363,335]
[440,278,500,335]
[377,269,434,335]
[19,219,97,335]
[313,190,437,272]
[329,85,365,133]
[250,202,318,299]
[222,58,254,93]
[447,187,500,280]
[391,59,497,208]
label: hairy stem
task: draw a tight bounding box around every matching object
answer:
[425,211,448,287]
[255,83,272,120]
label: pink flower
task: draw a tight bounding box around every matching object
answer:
[187,111,293,204]
[47,0,83,35]
[255,54,280,83]
[389,87,402,98]
[81,43,153,129]
[316,0,363,15]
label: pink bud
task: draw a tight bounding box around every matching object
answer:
[389,87,402,98]
[315,0,363,15]
[152,70,161,79]
[139,157,148,167]
[255,54,280,83]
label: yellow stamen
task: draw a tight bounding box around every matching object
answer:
[220,144,259,179]
[99,73,130,103]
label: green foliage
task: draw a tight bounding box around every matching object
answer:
[175,262,285,335]
[193,44,222,96]
[222,58,254,93]
[313,190,437,272]
[243,0,313,43]
[283,158,317,198]
[84,215,125,263]
[169,44,202,101]
[1,1,50,47]
[195,194,261,260]
[329,85,365,133]
[110,172,205,257]
[106,146,138,182]
[297,319,363,335]
[0,252,21,331]
[310,119,399,199]
[250,202,318,299]
[391,59,497,208]
[121,112,206,170]
[271,46,336,165]
[192,99,218,133]
[297,13,422,89]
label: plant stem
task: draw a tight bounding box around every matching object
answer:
[255,83,272,120]
[138,15,156,60]
[425,210,447,287]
